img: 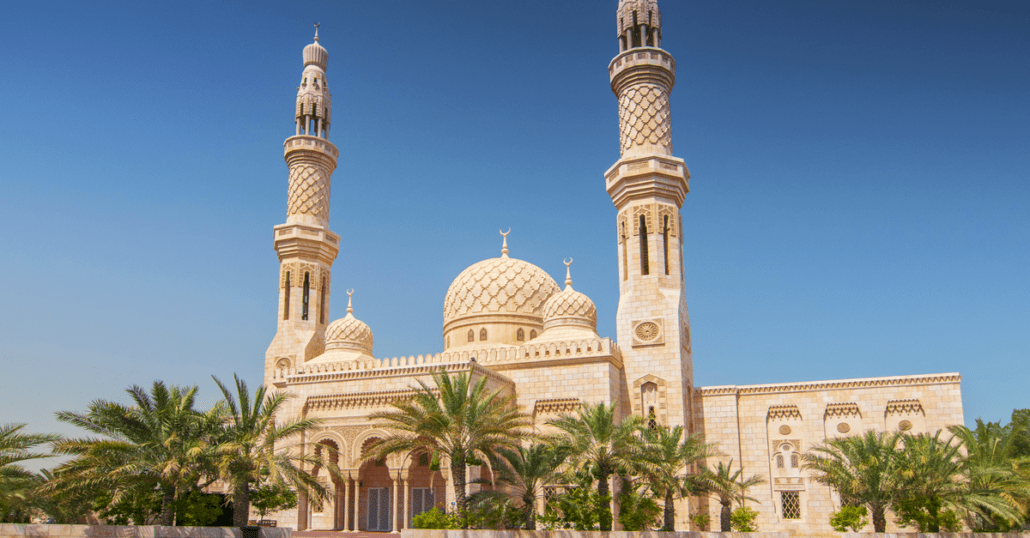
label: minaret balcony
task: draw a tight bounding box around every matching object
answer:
[609,47,676,84]
[273,223,340,265]
[284,135,339,159]
[605,153,690,209]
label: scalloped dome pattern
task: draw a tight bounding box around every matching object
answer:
[325,314,373,354]
[443,257,559,326]
[303,40,328,70]
[543,287,598,327]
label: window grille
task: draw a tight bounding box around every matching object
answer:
[781,491,801,519]
[776,455,784,468]
[517,328,525,341]
[791,453,800,468]
[467,330,474,342]
[480,328,487,341]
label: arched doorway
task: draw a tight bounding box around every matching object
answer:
[309,438,343,530]
[403,451,447,528]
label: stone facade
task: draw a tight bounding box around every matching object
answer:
[258,4,964,536]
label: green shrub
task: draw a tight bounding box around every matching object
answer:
[413,507,455,529]
[830,505,869,532]
[689,512,711,531]
[616,483,661,531]
[730,506,759,532]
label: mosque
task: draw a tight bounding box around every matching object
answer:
[261,1,965,534]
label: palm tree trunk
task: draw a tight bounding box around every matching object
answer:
[523,494,536,530]
[720,500,732,532]
[450,461,468,527]
[663,489,676,531]
[160,488,175,526]
[872,504,886,533]
[233,482,251,527]
[597,472,612,531]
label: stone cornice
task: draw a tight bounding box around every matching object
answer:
[697,373,961,397]
[306,388,440,412]
[534,398,581,415]
[283,361,514,388]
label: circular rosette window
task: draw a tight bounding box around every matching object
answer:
[635,321,660,341]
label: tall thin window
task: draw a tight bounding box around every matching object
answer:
[302,273,310,321]
[283,272,291,320]
[662,215,670,275]
[319,277,326,324]
[517,328,525,342]
[647,406,658,431]
[479,328,487,341]
[776,455,784,468]
[530,329,537,339]
[621,221,628,281]
[467,329,474,342]
[639,215,649,275]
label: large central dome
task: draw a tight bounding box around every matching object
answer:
[442,240,559,349]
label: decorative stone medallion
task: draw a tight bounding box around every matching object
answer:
[631,318,664,347]
[779,425,792,435]
[837,422,851,433]
[898,420,913,431]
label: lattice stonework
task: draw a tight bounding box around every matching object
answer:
[781,491,801,519]
[618,83,671,154]
[287,164,330,221]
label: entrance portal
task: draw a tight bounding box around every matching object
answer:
[367,487,391,531]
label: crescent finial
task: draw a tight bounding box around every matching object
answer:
[563,258,574,287]
[500,228,510,257]
[346,289,354,314]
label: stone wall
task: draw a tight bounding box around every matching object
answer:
[0,525,291,538]
[402,531,787,538]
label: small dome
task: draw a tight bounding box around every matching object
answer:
[324,292,372,354]
[303,30,328,71]
[542,260,597,331]
[543,287,597,329]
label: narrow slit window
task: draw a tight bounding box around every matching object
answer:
[639,215,649,275]
[791,454,799,468]
[776,455,784,468]
[319,277,326,324]
[621,221,628,281]
[663,215,670,275]
[647,406,658,431]
[283,272,291,320]
[301,272,310,320]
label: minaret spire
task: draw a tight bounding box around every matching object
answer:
[266,31,342,388]
[606,0,695,437]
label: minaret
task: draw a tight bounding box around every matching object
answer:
[606,0,695,432]
[265,27,341,385]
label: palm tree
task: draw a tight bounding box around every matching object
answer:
[50,381,213,525]
[896,430,1021,532]
[636,426,720,530]
[546,402,646,531]
[1,423,60,522]
[803,430,902,532]
[469,443,564,529]
[949,421,1030,530]
[693,459,764,532]
[212,374,331,526]
[366,368,531,522]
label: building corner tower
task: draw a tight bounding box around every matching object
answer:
[265,29,340,387]
[606,0,695,432]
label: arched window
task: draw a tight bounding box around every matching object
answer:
[530,329,537,339]
[283,272,291,320]
[776,455,784,468]
[639,215,649,275]
[319,276,326,324]
[467,330,474,343]
[301,272,310,320]
[479,328,487,341]
[662,215,670,275]
[791,454,799,468]
[517,328,525,342]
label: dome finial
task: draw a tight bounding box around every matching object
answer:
[563,258,574,287]
[500,228,510,258]
[346,288,354,314]
[313,22,320,42]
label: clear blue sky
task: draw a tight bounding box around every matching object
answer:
[1,1,1028,457]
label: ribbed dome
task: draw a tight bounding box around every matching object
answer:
[443,255,559,330]
[325,313,373,354]
[303,33,328,70]
[543,286,597,329]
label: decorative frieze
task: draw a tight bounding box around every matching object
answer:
[768,405,802,421]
